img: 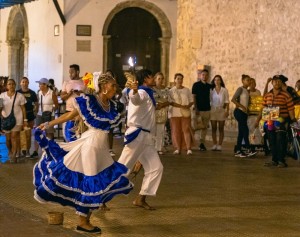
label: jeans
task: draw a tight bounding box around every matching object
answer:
[268,129,287,164]
[234,108,250,151]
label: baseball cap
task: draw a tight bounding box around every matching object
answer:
[35,78,49,84]
[272,75,288,83]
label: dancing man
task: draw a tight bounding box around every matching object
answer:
[118,69,164,210]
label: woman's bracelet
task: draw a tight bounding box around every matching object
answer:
[23,119,28,122]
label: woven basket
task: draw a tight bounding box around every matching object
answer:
[48,212,64,225]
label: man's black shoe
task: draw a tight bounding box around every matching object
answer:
[277,162,288,168]
[199,143,207,151]
[264,161,278,167]
[29,151,38,160]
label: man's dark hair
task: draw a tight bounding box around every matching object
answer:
[48,78,55,85]
[135,69,152,86]
[70,64,80,72]
[174,73,184,79]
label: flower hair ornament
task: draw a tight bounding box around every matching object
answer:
[82,71,101,93]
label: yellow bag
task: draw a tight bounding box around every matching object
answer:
[20,130,26,150]
[248,95,263,115]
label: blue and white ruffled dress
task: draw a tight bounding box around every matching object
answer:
[33,94,133,216]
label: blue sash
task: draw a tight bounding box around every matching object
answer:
[124,127,150,145]
[126,86,156,106]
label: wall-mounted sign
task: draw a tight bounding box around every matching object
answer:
[77,40,91,52]
[76,25,92,36]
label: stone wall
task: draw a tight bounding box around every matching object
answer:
[177,0,300,133]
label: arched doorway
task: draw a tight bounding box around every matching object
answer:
[103,1,172,87]
[6,5,29,87]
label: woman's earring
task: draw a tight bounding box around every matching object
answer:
[103,89,108,95]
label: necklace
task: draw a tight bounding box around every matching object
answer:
[96,95,110,112]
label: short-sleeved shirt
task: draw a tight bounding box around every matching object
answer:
[0,92,26,125]
[17,89,38,121]
[62,79,86,111]
[169,87,193,117]
[192,81,212,111]
[263,90,294,118]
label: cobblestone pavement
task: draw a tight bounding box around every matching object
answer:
[1,136,300,237]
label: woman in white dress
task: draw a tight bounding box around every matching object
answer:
[33,74,133,234]
[153,72,170,155]
[0,79,27,163]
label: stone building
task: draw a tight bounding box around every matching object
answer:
[1,0,300,111]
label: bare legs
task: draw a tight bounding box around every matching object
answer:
[211,120,225,146]
[6,131,20,163]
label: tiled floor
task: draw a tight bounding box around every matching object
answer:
[0,135,300,237]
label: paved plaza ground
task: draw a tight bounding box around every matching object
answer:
[0,135,300,237]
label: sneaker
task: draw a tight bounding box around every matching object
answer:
[25,151,31,158]
[264,161,278,167]
[277,162,288,168]
[173,150,180,154]
[158,151,164,155]
[199,143,207,151]
[187,150,192,155]
[211,145,217,151]
[234,151,247,158]
[109,150,116,157]
[246,151,257,157]
[30,151,38,159]
[216,145,222,151]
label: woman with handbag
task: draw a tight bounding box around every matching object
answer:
[169,73,194,155]
[34,74,133,233]
[30,78,58,158]
[153,72,170,155]
[0,79,27,163]
[17,76,38,158]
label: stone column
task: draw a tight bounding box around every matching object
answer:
[22,37,29,77]
[6,39,21,80]
[159,37,171,85]
[102,35,111,73]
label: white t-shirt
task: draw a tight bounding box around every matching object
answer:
[62,79,86,111]
[0,92,26,125]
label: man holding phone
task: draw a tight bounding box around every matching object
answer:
[60,64,86,142]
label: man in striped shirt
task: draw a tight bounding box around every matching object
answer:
[256,75,296,168]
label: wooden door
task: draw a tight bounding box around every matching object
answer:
[107,7,162,87]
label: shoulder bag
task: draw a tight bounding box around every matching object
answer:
[2,93,17,130]
[41,95,52,123]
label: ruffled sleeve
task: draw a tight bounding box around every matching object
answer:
[74,94,121,131]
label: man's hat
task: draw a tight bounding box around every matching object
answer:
[35,78,49,84]
[272,74,288,83]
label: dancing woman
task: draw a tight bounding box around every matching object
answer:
[33,74,133,233]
